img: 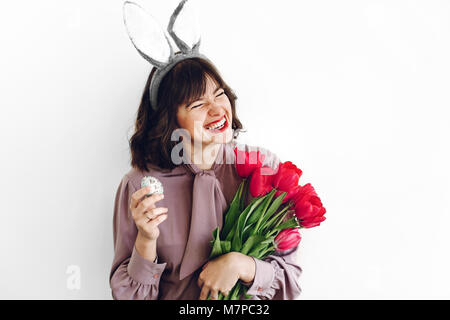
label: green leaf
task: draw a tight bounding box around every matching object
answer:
[246,189,276,226]
[242,222,256,241]
[209,227,223,259]
[239,178,249,211]
[240,191,276,242]
[261,236,275,245]
[257,192,287,233]
[229,282,243,300]
[241,234,266,255]
[270,217,299,234]
[228,193,268,251]
[247,238,274,258]
[266,191,287,218]
[235,197,266,241]
[261,205,289,234]
[242,223,253,235]
[221,181,245,239]
[225,197,259,242]
[225,227,235,242]
[241,205,265,243]
[248,247,265,258]
[259,246,276,259]
[220,240,231,253]
[231,226,242,251]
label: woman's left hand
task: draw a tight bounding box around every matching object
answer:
[197,252,240,300]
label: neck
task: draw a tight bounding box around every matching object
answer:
[184,141,222,171]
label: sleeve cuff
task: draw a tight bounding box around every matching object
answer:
[240,256,275,297]
[127,245,167,285]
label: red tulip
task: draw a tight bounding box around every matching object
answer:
[249,166,276,197]
[291,183,326,228]
[274,228,301,252]
[272,161,303,203]
[234,147,265,178]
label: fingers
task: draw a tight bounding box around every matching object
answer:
[130,186,152,210]
[136,193,164,213]
[197,276,231,300]
[130,189,165,221]
[143,207,169,221]
[209,289,219,300]
[197,276,204,288]
[222,289,230,298]
[146,212,168,226]
[199,285,210,300]
[199,285,221,300]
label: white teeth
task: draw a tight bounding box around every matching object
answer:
[205,117,226,130]
[212,123,224,130]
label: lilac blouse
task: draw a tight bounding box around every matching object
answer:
[109,140,302,300]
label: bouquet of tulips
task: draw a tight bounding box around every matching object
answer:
[208,147,326,300]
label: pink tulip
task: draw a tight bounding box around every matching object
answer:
[274,228,301,252]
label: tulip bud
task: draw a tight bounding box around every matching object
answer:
[274,228,301,253]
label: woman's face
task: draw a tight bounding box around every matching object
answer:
[176,75,233,146]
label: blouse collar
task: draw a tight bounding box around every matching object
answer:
[182,142,227,176]
[178,141,235,280]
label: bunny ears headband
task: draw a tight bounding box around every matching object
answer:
[123,0,212,111]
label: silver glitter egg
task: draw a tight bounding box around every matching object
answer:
[141,176,164,197]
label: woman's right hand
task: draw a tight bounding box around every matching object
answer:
[130,186,168,241]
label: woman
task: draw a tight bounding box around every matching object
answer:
[109,57,303,300]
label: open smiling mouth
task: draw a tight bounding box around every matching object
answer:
[203,116,229,133]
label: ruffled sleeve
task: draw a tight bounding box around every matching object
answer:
[240,246,302,300]
[109,174,167,300]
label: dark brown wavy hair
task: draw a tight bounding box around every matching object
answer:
[129,57,244,172]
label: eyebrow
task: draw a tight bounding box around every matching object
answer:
[186,86,223,108]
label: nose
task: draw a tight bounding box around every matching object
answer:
[207,101,224,117]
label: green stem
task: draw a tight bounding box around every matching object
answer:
[253,188,276,234]
[267,212,289,238]
[241,178,249,210]
[229,282,242,300]
[262,205,290,234]
[258,245,275,259]
[274,210,289,228]
[221,180,245,240]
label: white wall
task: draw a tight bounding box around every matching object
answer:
[0,0,449,299]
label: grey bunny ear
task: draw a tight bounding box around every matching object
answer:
[123,1,174,68]
[167,0,201,53]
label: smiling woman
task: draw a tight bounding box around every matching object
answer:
[129,57,244,172]
[176,72,235,163]
[110,0,303,300]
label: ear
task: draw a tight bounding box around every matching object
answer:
[167,0,201,53]
[123,1,174,68]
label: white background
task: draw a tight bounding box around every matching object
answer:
[0,0,449,299]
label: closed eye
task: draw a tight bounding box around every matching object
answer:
[190,90,225,109]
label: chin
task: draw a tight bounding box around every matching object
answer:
[205,128,233,145]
